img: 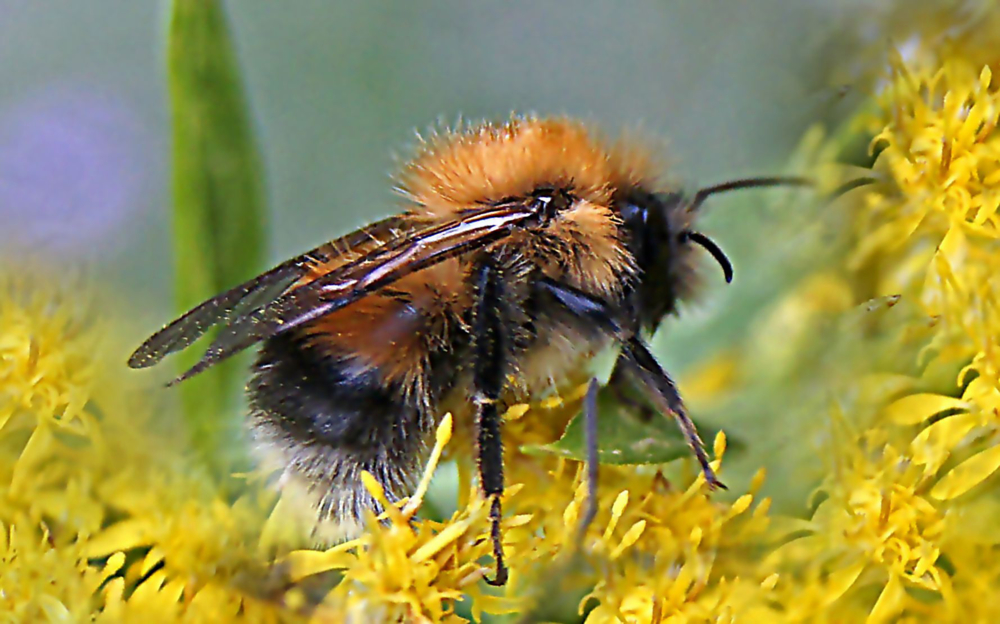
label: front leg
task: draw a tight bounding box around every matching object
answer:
[620,337,725,490]
[537,278,725,490]
[471,258,510,586]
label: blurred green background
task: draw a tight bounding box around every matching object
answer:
[1,1,874,508]
[0,1,864,302]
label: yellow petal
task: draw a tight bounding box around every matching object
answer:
[867,573,905,624]
[37,596,72,622]
[411,517,474,563]
[403,413,452,517]
[910,411,978,466]
[360,470,386,501]
[0,406,13,433]
[84,519,151,557]
[610,520,646,559]
[361,471,406,526]
[762,531,820,569]
[822,559,866,607]
[131,570,168,603]
[160,579,186,607]
[473,594,523,616]
[678,351,738,405]
[882,394,967,425]
[690,525,703,548]
[102,577,125,616]
[730,494,753,516]
[713,430,727,459]
[503,403,531,420]
[932,444,1000,500]
[103,551,127,578]
[284,547,355,581]
[140,547,166,577]
[962,375,999,401]
[602,490,629,541]
[9,424,54,493]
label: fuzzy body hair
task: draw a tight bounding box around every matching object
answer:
[248,117,702,544]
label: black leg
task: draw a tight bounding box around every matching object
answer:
[536,278,625,339]
[472,259,509,586]
[536,277,724,490]
[577,377,600,537]
[621,338,725,490]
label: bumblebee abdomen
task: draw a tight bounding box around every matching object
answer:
[248,330,437,544]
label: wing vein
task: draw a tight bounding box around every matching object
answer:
[129,204,538,385]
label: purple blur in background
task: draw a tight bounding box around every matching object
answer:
[0,85,154,258]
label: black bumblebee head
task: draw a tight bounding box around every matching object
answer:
[618,177,809,331]
[618,190,723,330]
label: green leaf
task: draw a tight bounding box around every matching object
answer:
[167,0,267,473]
[522,388,735,466]
[588,343,622,386]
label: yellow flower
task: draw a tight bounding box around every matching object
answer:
[0,520,122,622]
[583,562,762,624]
[571,436,772,623]
[0,275,293,621]
[765,432,948,622]
[0,275,102,492]
[853,61,1000,280]
[765,42,1000,622]
[284,414,527,622]
[0,271,777,622]
[855,55,1000,504]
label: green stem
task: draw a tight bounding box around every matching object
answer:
[167,0,267,476]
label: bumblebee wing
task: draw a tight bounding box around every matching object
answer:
[167,202,538,384]
[128,216,405,370]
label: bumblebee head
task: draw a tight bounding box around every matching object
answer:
[617,190,712,330]
[618,177,808,330]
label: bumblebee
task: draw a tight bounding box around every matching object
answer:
[129,117,805,585]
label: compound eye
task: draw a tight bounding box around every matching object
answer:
[619,203,647,225]
[532,190,572,221]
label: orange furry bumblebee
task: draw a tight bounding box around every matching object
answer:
[129,117,805,585]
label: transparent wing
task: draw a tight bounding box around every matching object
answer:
[133,202,539,385]
[127,215,405,370]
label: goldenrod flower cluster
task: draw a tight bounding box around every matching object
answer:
[4,13,1000,622]
[0,271,764,622]
[797,54,1000,620]
[736,30,1000,621]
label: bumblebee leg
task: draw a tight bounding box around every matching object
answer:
[620,338,725,490]
[536,278,625,338]
[536,277,723,490]
[577,377,600,538]
[472,259,509,587]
